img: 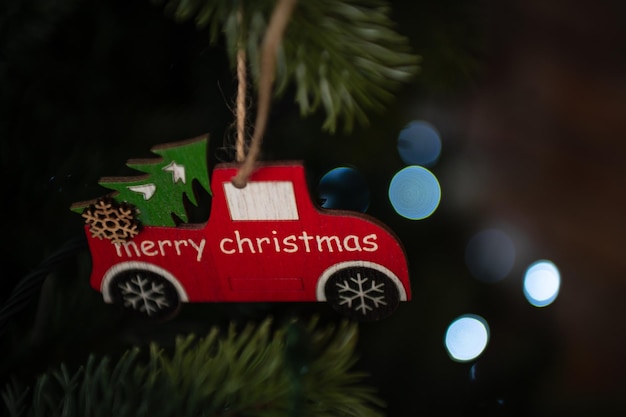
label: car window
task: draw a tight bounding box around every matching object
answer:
[223,181,299,221]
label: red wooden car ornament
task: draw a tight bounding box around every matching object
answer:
[74,137,411,321]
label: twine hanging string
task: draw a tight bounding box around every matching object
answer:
[231,0,297,188]
[235,7,247,163]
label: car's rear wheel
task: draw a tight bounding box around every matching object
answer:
[323,266,400,321]
[107,267,181,320]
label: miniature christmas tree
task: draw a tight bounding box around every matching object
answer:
[72,136,211,228]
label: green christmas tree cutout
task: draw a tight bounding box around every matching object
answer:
[73,135,211,227]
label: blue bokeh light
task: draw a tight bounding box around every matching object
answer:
[397,120,442,167]
[465,229,516,283]
[389,166,441,220]
[523,260,560,307]
[445,314,490,362]
[318,167,370,213]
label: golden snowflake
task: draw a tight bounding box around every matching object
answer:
[82,198,141,244]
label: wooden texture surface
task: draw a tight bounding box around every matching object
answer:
[84,162,411,320]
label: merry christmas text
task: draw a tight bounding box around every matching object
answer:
[219,230,379,254]
[115,238,206,262]
[112,231,379,262]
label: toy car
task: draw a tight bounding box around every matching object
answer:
[82,161,411,321]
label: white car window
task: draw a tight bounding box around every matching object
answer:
[223,181,299,221]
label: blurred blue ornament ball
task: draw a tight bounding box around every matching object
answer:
[465,229,516,283]
[389,166,441,220]
[318,167,370,213]
[397,120,442,167]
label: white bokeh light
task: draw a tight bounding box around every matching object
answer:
[445,314,490,362]
[523,260,560,307]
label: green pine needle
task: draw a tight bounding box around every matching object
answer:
[1,318,384,417]
[154,0,419,133]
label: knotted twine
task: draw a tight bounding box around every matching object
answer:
[231,0,297,188]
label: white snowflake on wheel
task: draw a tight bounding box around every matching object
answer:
[118,275,170,316]
[336,273,387,315]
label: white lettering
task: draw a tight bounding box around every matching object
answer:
[141,240,158,256]
[343,235,362,252]
[316,235,343,252]
[220,237,235,254]
[114,238,206,261]
[158,240,172,256]
[113,232,379,260]
[362,234,378,252]
[174,240,188,255]
[217,231,380,255]
[298,231,314,252]
[256,237,270,253]
[283,235,298,253]
[235,230,255,253]
[271,230,281,252]
[115,241,141,257]
[188,238,206,262]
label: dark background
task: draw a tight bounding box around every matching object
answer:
[2,0,626,415]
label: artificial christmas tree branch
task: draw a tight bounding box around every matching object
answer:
[0,236,88,339]
[154,0,419,132]
[1,318,385,417]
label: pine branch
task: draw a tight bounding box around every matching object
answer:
[154,0,419,132]
[0,237,88,339]
[1,318,384,417]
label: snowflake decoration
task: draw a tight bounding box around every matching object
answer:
[118,274,170,316]
[336,273,387,315]
[82,197,141,244]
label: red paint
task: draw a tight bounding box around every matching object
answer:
[85,162,410,307]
